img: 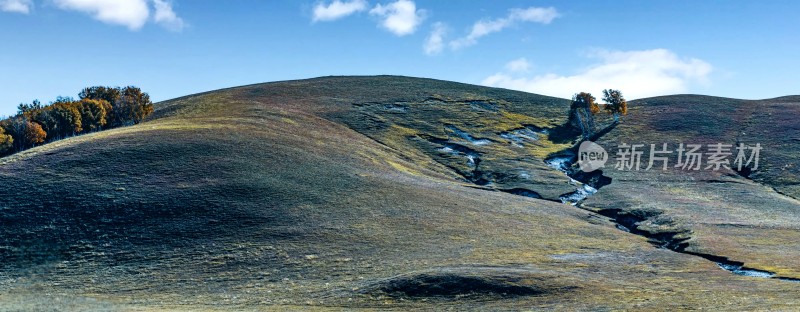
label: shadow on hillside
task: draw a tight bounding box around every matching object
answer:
[547,123,581,144]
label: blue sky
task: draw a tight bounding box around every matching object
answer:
[1,0,798,117]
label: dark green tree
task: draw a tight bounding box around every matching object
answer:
[80,86,153,126]
[116,86,154,125]
[602,89,628,122]
[51,101,83,136]
[79,86,121,104]
[17,99,42,116]
[78,99,111,132]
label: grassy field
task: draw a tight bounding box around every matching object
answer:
[1,76,799,310]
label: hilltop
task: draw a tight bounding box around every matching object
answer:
[1,76,798,310]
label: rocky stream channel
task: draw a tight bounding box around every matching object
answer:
[542,148,800,283]
[421,125,799,282]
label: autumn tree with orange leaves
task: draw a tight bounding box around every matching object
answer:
[1,117,46,151]
[569,92,600,139]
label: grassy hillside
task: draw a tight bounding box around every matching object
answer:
[1,76,799,310]
[585,94,800,279]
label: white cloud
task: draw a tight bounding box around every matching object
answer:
[508,7,559,24]
[369,0,424,36]
[423,22,447,55]
[53,0,185,31]
[451,6,558,49]
[53,0,151,30]
[152,0,184,32]
[0,0,32,14]
[482,49,713,99]
[312,0,367,22]
[505,58,530,72]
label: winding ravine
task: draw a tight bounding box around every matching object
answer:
[542,150,800,283]
[409,119,799,283]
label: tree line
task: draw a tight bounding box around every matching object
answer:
[0,86,153,156]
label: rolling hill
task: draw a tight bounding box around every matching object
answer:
[1,76,798,310]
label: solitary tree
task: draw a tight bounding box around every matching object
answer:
[569,92,599,139]
[602,89,627,122]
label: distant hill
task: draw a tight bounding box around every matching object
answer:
[1,76,798,310]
